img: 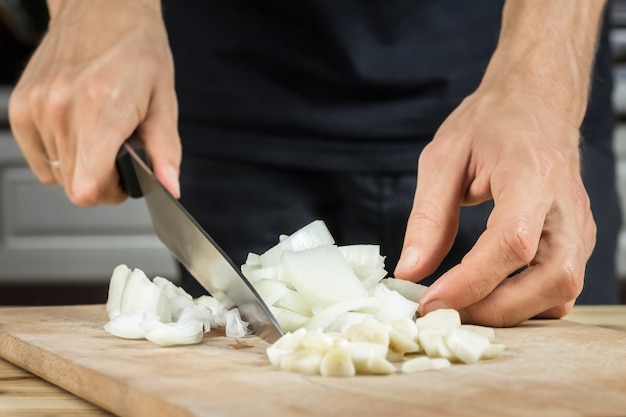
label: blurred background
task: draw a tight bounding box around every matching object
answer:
[0,0,625,305]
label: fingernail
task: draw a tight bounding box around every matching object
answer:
[422,299,450,315]
[394,246,420,274]
[166,165,180,198]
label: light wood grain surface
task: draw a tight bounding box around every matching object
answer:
[563,305,626,332]
[0,304,625,417]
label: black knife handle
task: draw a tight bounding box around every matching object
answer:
[116,135,150,198]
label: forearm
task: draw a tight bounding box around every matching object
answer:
[481,0,607,131]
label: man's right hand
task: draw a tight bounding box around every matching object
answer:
[9,0,181,206]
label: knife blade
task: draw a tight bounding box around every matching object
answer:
[116,135,283,343]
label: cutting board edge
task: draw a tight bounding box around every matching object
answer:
[0,329,195,417]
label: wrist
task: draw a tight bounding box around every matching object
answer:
[46,0,162,20]
[479,0,607,128]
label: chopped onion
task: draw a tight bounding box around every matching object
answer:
[282,245,369,307]
[240,220,506,377]
[260,220,335,267]
[103,265,249,347]
[103,312,152,340]
[369,283,419,323]
[304,297,381,332]
[270,307,309,332]
[119,268,171,322]
[143,319,205,347]
[381,278,428,305]
[106,264,131,317]
[225,309,249,338]
[320,344,356,377]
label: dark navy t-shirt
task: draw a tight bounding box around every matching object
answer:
[162,0,613,171]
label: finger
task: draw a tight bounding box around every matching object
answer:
[40,131,65,186]
[457,204,590,327]
[70,127,129,207]
[394,141,465,280]
[138,81,181,198]
[418,162,551,314]
[534,300,575,320]
[69,99,130,206]
[8,91,56,184]
[458,240,586,327]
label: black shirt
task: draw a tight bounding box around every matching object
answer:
[162,0,613,171]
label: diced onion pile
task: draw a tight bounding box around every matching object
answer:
[242,220,505,376]
[103,220,505,375]
[104,264,249,346]
[267,309,505,376]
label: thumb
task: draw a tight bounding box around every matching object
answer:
[138,83,182,198]
[394,148,463,281]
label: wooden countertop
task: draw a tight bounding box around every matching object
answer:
[1,305,625,417]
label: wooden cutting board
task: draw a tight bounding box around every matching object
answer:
[1,305,625,417]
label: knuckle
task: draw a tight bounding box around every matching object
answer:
[8,90,30,128]
[500,220,535,266]
[407,201,447,231]
[40,77,74,121]
[67,180,100,208]
[80,75,119,105]
[418,139,454,170]
[464,273,492,303]
[68,190,98,208]
[555,262,584,302]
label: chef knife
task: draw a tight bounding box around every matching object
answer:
[116,135,283,343]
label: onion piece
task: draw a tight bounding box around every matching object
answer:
[282,245,369,307]
[460,324,496,342]
[280,348,324,375]
[120,268,171,322]
[304,297,381,332]
[347,341,391,374]
[260,220,335,267]
[103,312,152,339]
[388,327,420,355]
[370,283,419,323]
[253,279,289,307]
[270,307,309,332]
[225,308,249,338]
[338,245,387,288]
[325,312,373,333]
[266,328,307,366]
[344,318,389,347]
[177,304,213,332]
[363,354,397,375]
[320,345,356,377]
[106,264,132,319]
[415,308,461,330]
[402,357,451,373]
[274,288,313,316]
[382,278,428,305]
[196,295,227,327]
[143,318,204,347]
[417,328,449,358]
[104,266,249,347]
[482,343,506,359]
[152,276,197,321]
[300,329,337,351]
[445,328,490,364]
